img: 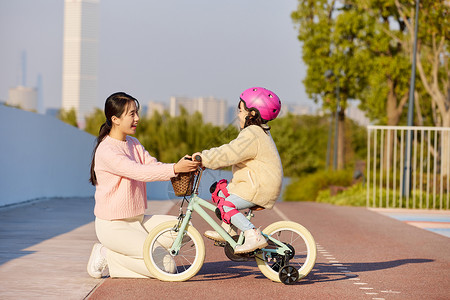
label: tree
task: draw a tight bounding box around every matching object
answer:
[291,0,370,169]
[357,0,450,173]
[57,108,78,128]
[394,0,449,174]
[84,108,105,136]
[135,108,239,163]
[271,113,367,177]
[292,0,449,172]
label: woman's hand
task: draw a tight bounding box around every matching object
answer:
[173,156,200,174]
[191,152,206,169]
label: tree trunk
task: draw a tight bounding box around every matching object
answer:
[337,109,345,170]
[384,78,407,172]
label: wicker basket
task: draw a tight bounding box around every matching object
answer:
[171,172,194,197]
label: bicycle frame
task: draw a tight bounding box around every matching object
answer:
[169,169,291,257]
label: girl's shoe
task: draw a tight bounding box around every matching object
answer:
[204,222,238,242]
[87,243,108,278]
[234,228,268,254]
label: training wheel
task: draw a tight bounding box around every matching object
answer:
[278,265,299,285]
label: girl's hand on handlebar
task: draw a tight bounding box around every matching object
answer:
[174,155,200,174]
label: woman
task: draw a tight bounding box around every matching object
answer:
[87,92,199,278]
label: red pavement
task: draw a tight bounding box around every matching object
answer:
[88,202,450,300]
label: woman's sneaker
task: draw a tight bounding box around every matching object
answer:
[87,243,108,278]
[153,245,177,274]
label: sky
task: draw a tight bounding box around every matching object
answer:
[0,0,311,112]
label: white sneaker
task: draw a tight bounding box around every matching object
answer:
[153,245,177,274]
[87,243,108,279]
[204,223,238,242]
[234,228,268,254]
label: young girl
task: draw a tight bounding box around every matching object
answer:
[193,87,283,254]
[87,92,199,278]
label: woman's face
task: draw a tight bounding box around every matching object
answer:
[238,101,248,129]
[117,101,140,136]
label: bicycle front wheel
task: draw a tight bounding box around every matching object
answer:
[256,221,317,283]
[143,220,205,281]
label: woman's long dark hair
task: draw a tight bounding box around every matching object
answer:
[89,92,140,185]
[239,100,270,132]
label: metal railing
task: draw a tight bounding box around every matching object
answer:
[367,125,450,210]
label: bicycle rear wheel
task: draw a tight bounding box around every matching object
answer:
[256,221,317,283]
[143,220,205,281]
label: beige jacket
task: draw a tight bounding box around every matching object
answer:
[201,125,283,209]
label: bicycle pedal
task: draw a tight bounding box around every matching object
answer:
[214,241,226,247]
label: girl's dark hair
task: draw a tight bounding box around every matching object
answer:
[239,100,270,132]
[89,92,140,185]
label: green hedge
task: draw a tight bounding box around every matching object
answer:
[283,169,354,202]
[316,183,366,206]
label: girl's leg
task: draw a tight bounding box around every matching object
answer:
[222,194,255,232]
[222,194,268,254]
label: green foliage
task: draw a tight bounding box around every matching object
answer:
[82,107,239,164]
[317,183,366,207]
[283,169,354,202]
[271,113,329,176]
[84,108,105,136]
[134,108,239,163]
[82,107,367,181]
[367,186,449,210]
[271,113,367,177]
[58,108,78,127]
[291,0,449,126]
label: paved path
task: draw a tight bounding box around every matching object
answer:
[89,202,450,300]
[0,199,449,299]
[0,197,175,300]
[372,208,450,238]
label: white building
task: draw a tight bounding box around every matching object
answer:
[7,86,38,112]
[279,103,314,117]
[62,0,99,126]
[198,97,227,126]
[147,101,166,118]
[169,96,228,126]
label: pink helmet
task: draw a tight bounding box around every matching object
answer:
[240,87,281,121]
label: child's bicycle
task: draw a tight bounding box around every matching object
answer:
[143,156,317,284]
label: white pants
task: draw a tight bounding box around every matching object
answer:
[95,214,177,278]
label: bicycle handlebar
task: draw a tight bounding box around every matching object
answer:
[184,155,202,162]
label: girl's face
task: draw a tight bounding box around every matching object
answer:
[238,101,248,129]
[114,101,140,138]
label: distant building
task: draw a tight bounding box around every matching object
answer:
[169,96,228,126]
[7,86,38,111]
[62,0,100,126]
[146,101,166,118]
[169,97,196,116]
[45,108,60,117]
[198,97,227,126]
[279,103,314,117]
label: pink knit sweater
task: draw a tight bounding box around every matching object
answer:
[94,135,175,220]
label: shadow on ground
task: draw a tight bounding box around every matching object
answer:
[180,258,434,285]
[0,197,95,265]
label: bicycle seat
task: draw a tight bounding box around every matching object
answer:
[250,205,265,211]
